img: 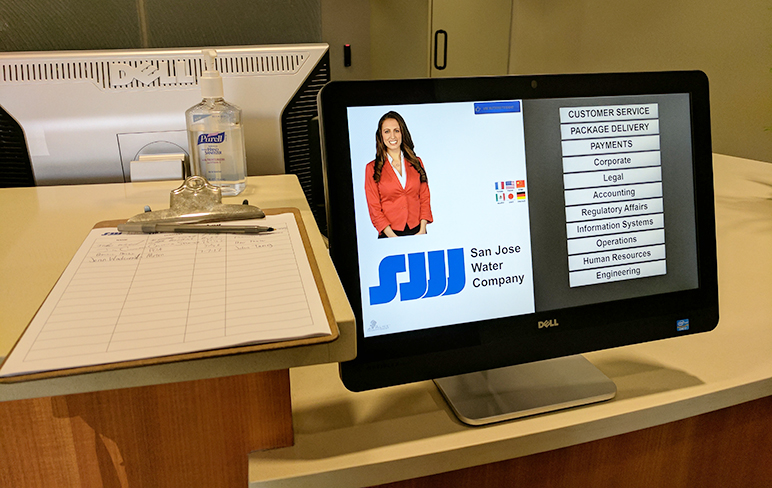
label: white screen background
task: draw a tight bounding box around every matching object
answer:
[347,101,536,336]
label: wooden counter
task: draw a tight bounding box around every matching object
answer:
[248,154,772,487]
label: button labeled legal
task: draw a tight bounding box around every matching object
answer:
[563,166,662,190]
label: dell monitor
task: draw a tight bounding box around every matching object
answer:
[318,71,718,425]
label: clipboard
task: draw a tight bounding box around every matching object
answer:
[0,207,338,383]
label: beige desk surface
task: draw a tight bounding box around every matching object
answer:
[249,154,772,487]
[0,175,355,401]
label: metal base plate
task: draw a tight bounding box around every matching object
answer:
[434,355,616,426]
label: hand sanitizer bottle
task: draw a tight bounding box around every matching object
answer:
[186,49,247,195]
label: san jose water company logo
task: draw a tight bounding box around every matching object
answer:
[369,249,465,305]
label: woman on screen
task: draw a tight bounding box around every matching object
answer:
[364,111,433,238]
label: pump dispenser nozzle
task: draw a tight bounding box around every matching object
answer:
[200,49,223,99]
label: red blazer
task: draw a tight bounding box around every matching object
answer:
[364,158,433,234]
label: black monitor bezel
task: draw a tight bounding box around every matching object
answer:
[318,71,718,392]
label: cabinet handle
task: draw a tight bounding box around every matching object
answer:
[434,30,447,70]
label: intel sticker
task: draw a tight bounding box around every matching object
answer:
[676,319,690,332]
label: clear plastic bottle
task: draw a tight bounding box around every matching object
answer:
[186,50,247,195]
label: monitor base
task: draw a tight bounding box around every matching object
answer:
[433,355,616,426]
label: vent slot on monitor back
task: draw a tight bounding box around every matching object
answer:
[0,52,309,91]
[1,61,108,86]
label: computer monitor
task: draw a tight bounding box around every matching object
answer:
[318,71,718,425]
[0,45,330,229]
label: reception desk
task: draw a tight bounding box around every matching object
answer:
[248,154,772,487]
[0,175,355,487]
[2,154,770,487]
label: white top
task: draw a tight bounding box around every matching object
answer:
[248,154,772,487]
[387,152,407,188]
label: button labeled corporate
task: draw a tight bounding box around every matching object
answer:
[369,249,466,305]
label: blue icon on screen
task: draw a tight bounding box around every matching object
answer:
[474,101,521,114]
[676,319,690,331]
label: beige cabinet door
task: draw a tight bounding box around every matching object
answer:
[370,0,431,79]
[370,0,511,79]
[430,0,512,77]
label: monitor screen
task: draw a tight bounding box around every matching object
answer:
[319,72,718,394]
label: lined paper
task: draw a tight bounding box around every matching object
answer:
[0,213,331,377]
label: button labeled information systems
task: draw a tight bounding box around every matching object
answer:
[559,102,666,287]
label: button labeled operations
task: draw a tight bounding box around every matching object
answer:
[567,229,665,255]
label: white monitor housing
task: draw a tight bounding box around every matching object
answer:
[0,44,329,184]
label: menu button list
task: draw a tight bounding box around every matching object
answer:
[559,103,667,287]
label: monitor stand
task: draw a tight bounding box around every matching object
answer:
[433,355,616,426]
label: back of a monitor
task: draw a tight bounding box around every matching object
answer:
[0,44,329,185]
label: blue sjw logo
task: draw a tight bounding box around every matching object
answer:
[369,249,465,305]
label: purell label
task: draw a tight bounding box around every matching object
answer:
[197,132,226,145]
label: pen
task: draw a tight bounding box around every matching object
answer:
[117,222,275,234]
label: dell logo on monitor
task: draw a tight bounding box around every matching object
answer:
[108,60,196,88]
[369,249,465,305]
[538,319,559,329]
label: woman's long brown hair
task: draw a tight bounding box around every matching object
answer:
[372,111,427,183]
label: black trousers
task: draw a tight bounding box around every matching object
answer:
[378,224,420,238]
